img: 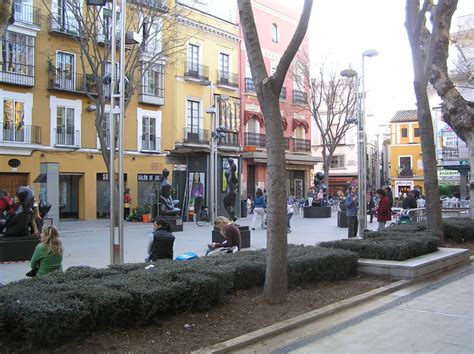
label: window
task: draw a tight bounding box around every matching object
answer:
[294,125,305,139]
[271,23,279,43]
[143,64,164,97]
[330,155,345,168]
[399,156,412,176]
[56,106,76,146]
[142,116,158,151]
[414,127,420,137]
[187,43,200,74]
[143,19,162,54]
[186,99,201,133]
[1,31,35,79]
[3,99,25,142]
[401,128,408,138]
[55,52,74,90]
[52,0,79,34]
[219,53,229,80]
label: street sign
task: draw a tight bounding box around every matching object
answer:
[243,145,257,152]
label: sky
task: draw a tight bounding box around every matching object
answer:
[305,0,472,136]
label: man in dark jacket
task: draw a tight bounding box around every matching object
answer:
[146,217,175,261]
[403,191,417,210]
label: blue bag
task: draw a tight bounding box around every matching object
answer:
[175,252,199,261]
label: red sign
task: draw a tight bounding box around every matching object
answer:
[243,145,257,152]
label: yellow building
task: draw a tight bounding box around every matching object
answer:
[389,110,424,197]
[166,1,241,220]
[0,0,187,221]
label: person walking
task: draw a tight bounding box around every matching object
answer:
[251,188,267,230]
[403,190,417,210]
[287,201,294,233]
[367,191,375,223]
[123,188,132,220]
[146,217,175,261]
[375,188,391,231]
[28,225,63,277]
[345,186,358,238]
[385,186,394,210]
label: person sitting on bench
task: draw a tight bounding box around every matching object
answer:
[0,186,34,237]
[145,217,175,262]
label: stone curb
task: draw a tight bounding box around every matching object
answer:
[192,278,410,354]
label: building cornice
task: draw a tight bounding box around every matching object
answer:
[252,1,298,25]
[178,16,241,43]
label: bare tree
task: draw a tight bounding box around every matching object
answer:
[405,0,444,238]
[42,0,189,170]
[301,67,357,190]
[238,0,313,304]
[0,0,13,37]
[428,0,474,219]
[450,15,474,84]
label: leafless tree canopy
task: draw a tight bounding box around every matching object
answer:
[42,0,190,167]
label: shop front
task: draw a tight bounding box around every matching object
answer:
[96,173,128,219]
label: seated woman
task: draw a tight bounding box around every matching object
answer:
[29,225,63,276]
[206,216,241,255]
[146,217,175,261]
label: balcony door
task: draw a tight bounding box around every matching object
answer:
[219,53,229,83]
[399,156,412,177]
[56,106,75,146]
[142,116,157,151]
[187,44,199,76]
[186,100,201,142]
[56,52,74,90]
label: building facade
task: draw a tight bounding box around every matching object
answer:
[388,110,424,197]
[0,0,186,222]
[239,0,317,200]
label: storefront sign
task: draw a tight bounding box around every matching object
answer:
[96,173,127,181]
[243,145,257,152]
[137,174,161,181]
[437,168,460,182]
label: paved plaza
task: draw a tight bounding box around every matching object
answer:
[1,210,377,284]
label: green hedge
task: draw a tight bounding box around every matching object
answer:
[318,234,440,261]
[443,217,474,243]
[0,246,357,345]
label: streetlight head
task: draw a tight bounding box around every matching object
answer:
[340,69,357,78]
[363,49,379,57]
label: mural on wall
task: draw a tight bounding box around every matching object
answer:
[188,171,205,211]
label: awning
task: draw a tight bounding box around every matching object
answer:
[328,176,356,185]
[33,174,47,183]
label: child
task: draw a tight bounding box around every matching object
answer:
[287,201,294,233]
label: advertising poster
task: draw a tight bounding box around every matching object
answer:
[188,171,205,211]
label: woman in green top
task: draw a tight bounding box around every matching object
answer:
[29,225,63,276]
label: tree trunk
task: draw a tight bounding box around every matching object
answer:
[414,83,444,241]
[261,80,288,304]
[323,162,329,198]
[469,135,474,219]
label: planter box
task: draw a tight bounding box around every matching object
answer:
[212,226,250,249]
[0,236,40,262]
[303,206,331,218]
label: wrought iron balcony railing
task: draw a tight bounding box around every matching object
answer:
[140,135,161,151]
[129,0,168,10]
[244,132,266,148]
[184,63,209,81]
[218,131,239,146]
[2,124,41,144]
[138,85,164,105]
[49,15,79,36]
[293,90,307,104]
[280,87,287,100]
[438,147,469,161]
[216,71,238,88]
[48,69,98,94]
[291,138,311,152]
[397,166,414,178]
[183,127,210,145]
[0,62,35,87]
[13,1,41,26]
[245,78,255,93]
[54,128,79,147]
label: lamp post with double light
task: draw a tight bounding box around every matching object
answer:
[340,49,378,236]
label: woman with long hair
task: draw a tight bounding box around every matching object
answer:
[206,216,241,255]
[29,225,63,276]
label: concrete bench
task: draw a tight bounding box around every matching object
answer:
[0,236,40,262]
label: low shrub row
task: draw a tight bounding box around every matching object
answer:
[318,234,440,261]
[443,217,474,243]
[0,245,358,345]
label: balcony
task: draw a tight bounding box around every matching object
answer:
[140,136,161,152]
[245,78,255,93]
[183,63,209,82]
[219,132,239,146]
[130,0,168,11]
[280,87,287,100]
[138,85,164,105]
[216,71,238,89]
[12,1,41,27]
[291,138,311,152]
[49,15,79,37]
[293,90,307,105]
[438,147,469,161]
[2,124,41,144]
[397,166,414,178]
[54,128,79,147]
[0,62,35,87]
[183,127,210,145]
[244,132,266,148]
[48,69,97,95]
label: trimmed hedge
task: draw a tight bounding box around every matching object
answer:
[318,234,440,261]
[443,217,474,243]
[0,245,357,345]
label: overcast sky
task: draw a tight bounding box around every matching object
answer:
[305,0,472,135]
